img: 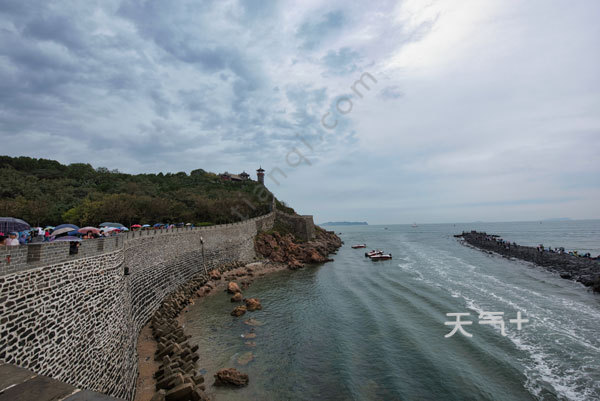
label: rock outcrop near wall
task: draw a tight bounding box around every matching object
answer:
[0,212,276,400]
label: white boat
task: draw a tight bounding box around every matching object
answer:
[411,223,418,228]
[370,253,392,261]
[351,244,367,249]
[365,250,383,257]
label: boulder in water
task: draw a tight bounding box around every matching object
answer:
[227,281,241,294]
[231,292,243,302]
[213,368,249,387]
[244,298,262,311]
[231,305,247,317]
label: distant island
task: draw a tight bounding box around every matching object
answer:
[320,221,368,226]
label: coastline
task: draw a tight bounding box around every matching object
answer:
[134,228,342,400]
[134,260,289,401]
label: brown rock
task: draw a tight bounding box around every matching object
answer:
[213,368,249,387]
[227,281,241,294]
[244,298,262,311]
[231,305,247,317]
[231,292,243,302]
[209,270,221,280]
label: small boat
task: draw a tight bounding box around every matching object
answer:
[365,250,383,257]
[370,253,392,261]
[351,244,367,249]
[411,223,418,227]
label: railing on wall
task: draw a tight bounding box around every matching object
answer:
[0,211,276,276]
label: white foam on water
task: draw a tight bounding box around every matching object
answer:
[458,285,599,400]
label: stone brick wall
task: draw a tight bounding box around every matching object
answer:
[0,212,275,400]
[275,211,316,241]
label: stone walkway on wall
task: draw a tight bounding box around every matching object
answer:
[0,363,123,401]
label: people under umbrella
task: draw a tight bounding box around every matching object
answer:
[0,217,196,247]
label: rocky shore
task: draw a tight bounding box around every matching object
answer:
[137,226,342,400]
[254,226,342,269]
[456,231,600,292]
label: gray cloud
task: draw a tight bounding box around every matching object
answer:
[1,0,599,222]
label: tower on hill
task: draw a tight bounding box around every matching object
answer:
[257,166,265,185]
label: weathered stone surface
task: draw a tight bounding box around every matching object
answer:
[231,305,247,317]
[244,298,262,311]
[230,292,243,302]
[254,226,341,269]
[208,269,221,280]
[227,282,241,294]
[213,368,249,387]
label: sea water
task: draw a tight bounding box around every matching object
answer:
[185,220,600,400]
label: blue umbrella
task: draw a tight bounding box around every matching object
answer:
[54,223,79,231]
[153,223,164,228]
[0,217,31,233]
[142,224,151,228]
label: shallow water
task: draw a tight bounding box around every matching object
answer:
[185,220,600,400]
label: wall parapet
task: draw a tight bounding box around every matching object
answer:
[0,212,275,276]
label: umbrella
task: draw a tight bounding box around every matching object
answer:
[0,217,31,233]
[153,223,164,228]
[119,227,129,231]
[51,236,82,242]
[52,227,76,236]
[44,226,55,231]
[78,227,100,234]
[54,223,79,231]
[131,224,142,228]
[100,227,118,232]
[185,223,192,226]
[142,224,151,228]
[100,222,125,228]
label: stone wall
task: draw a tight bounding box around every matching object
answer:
[274,211,316,242]
[0,212,275,400]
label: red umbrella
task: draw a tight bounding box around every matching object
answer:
[131,224,142,228]
[78,227,100,234]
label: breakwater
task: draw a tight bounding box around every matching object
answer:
[457,231,600,292]
[0,211,289,400]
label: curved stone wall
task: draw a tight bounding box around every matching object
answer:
[0,212,275,400]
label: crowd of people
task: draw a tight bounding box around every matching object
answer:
[472,231,600,260]
[0,222,196,247]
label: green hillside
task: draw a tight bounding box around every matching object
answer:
[0,156,294,227]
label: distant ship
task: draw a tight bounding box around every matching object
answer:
[411,223,418,228]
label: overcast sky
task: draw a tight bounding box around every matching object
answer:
[1,0,599,224]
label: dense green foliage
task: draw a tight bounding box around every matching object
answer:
[0,156,294,227]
